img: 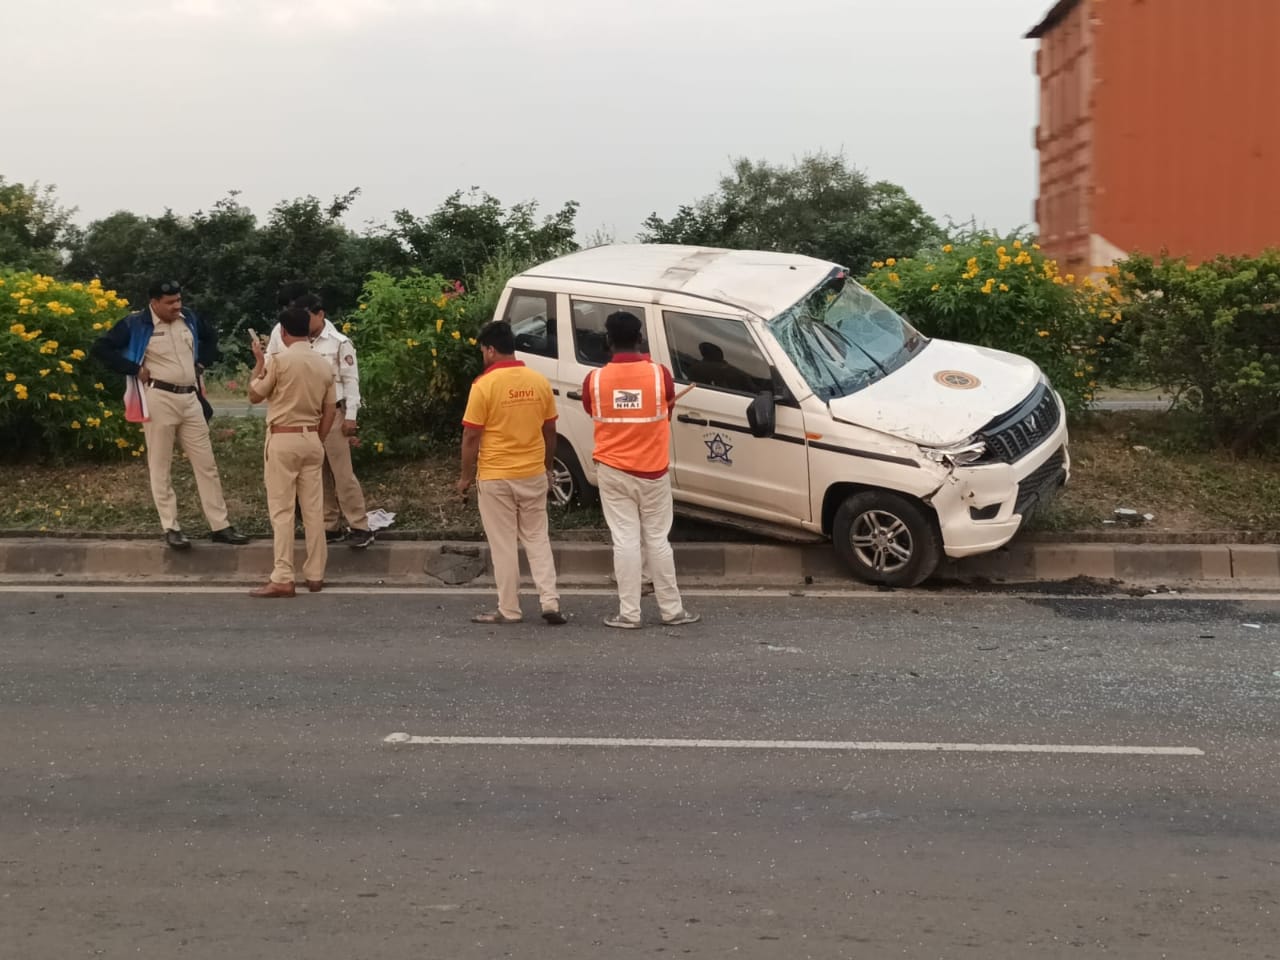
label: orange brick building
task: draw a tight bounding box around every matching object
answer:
[1027,0,1280,273]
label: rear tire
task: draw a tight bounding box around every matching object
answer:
[832,490,941,587]
[550,437,596,507]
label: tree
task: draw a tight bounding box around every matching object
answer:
[58,184,581,370]
[640,152,944,275]
[246,190,373,320]
[63,211,159,297]
[64,191,382,364]
[0,177,76,272]
[383,189,579,283]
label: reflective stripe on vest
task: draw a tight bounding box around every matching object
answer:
[589,362,666,424]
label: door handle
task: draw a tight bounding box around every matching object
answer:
[566,391,582,401]
[677,413,708,426]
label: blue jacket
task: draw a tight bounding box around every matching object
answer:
[91,306,221,375]
[91,307,221,420]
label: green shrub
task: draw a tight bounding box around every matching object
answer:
[1115,250,1280,453]
[466,245,536,330]
[348,271,482,458]
[1,271,140,460]
[861,234,1119,413]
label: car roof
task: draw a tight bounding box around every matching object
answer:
[515,244,841,319]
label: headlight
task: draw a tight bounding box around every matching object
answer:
[920,437,987,467]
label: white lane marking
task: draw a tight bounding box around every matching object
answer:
[0,585,881,596]
[1,584,1277,602]
[382,734,1204,757]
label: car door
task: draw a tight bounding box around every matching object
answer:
[659,309,811,525]
[504,287,592,498]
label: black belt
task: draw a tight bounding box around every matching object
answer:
[150,380,197,394]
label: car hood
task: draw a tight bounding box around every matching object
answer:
[826,339,1042,446]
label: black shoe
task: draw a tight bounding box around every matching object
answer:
[325,529,346,544]
[210,526,250,545]
[165,529,191,551]
[346,528,375,549]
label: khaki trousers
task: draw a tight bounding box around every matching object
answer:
[596,463,684,622]
[141,387,230,533]
[476,474,559,621]
[264,432,327,584]
[322,422,369,531]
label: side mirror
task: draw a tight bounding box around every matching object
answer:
[746,391,776,439]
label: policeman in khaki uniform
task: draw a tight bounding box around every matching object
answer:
[91,279,249,550]
[266,294,373,548]
[247,307,337,598]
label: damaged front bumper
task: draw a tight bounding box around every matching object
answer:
[927,419,1071,559]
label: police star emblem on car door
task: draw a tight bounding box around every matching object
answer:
[704,432,734,465]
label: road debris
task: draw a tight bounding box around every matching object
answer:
[1113,508,1155,524]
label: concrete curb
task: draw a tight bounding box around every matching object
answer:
[0,537,1275,588]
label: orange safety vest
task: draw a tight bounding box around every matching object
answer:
[589,360,670,474]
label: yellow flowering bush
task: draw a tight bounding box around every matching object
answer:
[348,271,480,457]
[863,234,1119,412]
[1,271,140,459]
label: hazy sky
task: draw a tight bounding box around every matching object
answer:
[5,0,1049,240]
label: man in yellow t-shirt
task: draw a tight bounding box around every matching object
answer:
[456,320,566,625]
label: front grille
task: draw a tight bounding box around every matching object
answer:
[1015,447,1066,516]
[979,383,1061,464]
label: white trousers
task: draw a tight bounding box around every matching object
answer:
[596,463,684,622]
[477,474,560,621]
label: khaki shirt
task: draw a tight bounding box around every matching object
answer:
[143,309,197,386]
[253,342,336,428]
[266,319,362,420]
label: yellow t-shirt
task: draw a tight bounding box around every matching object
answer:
[461,361,558,480]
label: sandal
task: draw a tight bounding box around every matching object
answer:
[471,611,523,624]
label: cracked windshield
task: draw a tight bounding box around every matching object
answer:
[769,272,927,401]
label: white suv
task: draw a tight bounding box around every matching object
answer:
[501,244,1069,586]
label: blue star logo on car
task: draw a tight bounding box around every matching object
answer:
[704,433,734,465]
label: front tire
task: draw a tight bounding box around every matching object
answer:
[832,490,941,587]
[549,437,596,507]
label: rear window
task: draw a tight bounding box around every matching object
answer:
[571,300,648,366]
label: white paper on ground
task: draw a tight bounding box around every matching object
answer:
[366,509,396,531]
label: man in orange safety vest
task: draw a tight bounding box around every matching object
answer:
[582,311,700,630]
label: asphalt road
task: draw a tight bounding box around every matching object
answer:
[2,589,1278,959]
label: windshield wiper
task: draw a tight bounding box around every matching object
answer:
[818,321,889,379]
